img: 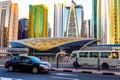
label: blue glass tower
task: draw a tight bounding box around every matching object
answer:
[65,1,84,37]
[54,0,83,38]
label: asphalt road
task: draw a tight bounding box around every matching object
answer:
[0,68,120,80]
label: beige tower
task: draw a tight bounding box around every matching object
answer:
[0,1,18,47]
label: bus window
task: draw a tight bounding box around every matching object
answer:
[109,52,119,58]
[101,52,111,58]
[79,52,88,57]
[71,53,77,58]
[90,52,99,58]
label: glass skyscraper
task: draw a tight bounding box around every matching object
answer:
[92,0,120,44]
[28,4,48,38]
[83,20,93,38]
[92,0,97,39]
[54,0,83,38]
[92,0,109,44]
[54,3,65,37]
[0,1,18,47]
[18,18,28,39]
[48,23,51,37]
[65,0,83,37]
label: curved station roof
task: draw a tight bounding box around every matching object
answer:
[10,38,100,54]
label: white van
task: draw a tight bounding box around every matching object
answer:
[69,50,120,69]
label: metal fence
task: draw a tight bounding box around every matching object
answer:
[1,55,120,71]
[40,55,120,71]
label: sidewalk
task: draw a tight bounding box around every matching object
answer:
[51,68,120,76]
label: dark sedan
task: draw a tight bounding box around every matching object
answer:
[4,56,52,73]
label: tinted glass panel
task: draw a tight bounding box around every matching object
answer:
[101,52,111,58]
[13,56,21,61]
[28,56,41,62]
[71,53,77,58]
[90,52,99,58]
[21,57,31,62]
[79,52,88,57]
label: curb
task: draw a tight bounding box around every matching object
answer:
[1,66,119,76]
[0,65,4,68]
[102,72,115,75]
[63,70,73,72]
[81,71,92,74]
[51,68,120,76]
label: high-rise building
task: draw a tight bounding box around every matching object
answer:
[28,4,48,38]
[54,3,65,37]
[53,1,83,38]
[0,1,18,47]
[92,0,109,44]
[18,18,28,39]
[48,23,51,37]
[65,0,84,37]
[83,20,93,38]
[92,0,97,39]
[109,0,120,44]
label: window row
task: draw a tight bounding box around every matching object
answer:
[71,52,119,58]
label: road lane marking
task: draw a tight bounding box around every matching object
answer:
[0,67,5,69]
[0,77,23,80]
[55,73,78,76]
[52,76,79,80]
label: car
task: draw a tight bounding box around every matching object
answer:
[4,56,52,74]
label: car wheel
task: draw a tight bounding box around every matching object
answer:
[32,67,39,74]
[8,65,14,72]
[102,63,109,69]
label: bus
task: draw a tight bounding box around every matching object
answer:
[69,50,120,69]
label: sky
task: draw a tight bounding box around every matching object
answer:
[0,0,92,29]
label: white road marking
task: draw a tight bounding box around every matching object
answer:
[55,73,78,76]
[0,67,6,69]
[0,77,23,80]
[52,76,79,80]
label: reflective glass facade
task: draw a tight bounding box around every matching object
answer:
[54,1,83,38]
[92,0,109,44]
[54,3,65,37]
[83,20,93,38]
[92,0,97,39]
[18,18,28,39]
[28,4,48,38]
[65,1,83,37]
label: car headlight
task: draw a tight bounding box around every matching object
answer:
[48,64,52,68]
[39,64,48,68]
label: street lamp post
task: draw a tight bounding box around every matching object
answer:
[33,48,34,56]
[55,49,66,68]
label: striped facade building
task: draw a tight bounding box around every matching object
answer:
[28,4,48,38]
[0,0,18,47]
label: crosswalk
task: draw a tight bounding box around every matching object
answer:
[52,73,79,80]
[0,77,23,80]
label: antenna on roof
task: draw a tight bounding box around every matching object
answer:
[72,0,76,5]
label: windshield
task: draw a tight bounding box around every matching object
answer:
[28,56,42,62]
